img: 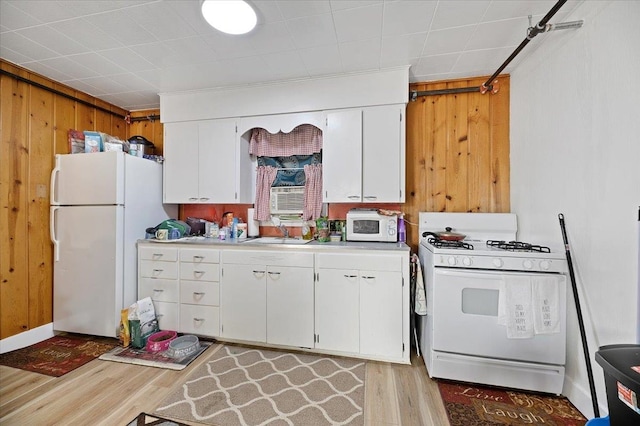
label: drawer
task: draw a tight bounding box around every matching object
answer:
[316,253,402,271]
[139,245,178,262]
[222,249,314,267]
[180,248,219,264]
[180,305,219,336]
[139,260,178,279]
[180,262,219,282]
[151,301,179,331]
[180,281,220,306]
[138,278,179,303]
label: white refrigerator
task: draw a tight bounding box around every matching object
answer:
[50,152,177,337]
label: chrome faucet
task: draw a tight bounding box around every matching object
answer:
[278,224,289,238]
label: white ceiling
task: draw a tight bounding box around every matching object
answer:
[0,0,582,111]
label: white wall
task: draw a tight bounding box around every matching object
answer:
[511,0,640,418]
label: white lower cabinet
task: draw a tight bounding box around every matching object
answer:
[138,242,408,363]
[138,245,179,331]
[178,248,220,336]
[315,253,406,361]
[221,250,314,347]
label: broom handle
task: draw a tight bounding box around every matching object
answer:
[558,213,599,417]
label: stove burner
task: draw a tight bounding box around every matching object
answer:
[428,237,474,250]
[486,240,551,253]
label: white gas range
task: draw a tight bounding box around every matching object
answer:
[418,212,569,394]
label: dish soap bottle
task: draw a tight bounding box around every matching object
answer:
[398,214,406,243]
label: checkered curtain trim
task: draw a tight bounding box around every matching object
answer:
[255,166,278,221]
[249,125,323,156]
[303,164,322,220]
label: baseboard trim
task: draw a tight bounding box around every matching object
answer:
[563,372,608,419]
[0,323,55,354]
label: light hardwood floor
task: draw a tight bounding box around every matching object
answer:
[0,343,449,426]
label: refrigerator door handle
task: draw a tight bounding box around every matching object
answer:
[50,157,60,205]
[50,206,60,261]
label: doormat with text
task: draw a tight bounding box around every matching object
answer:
[99,340,214,370]
[437,380,587,425]
[0,334,118,377]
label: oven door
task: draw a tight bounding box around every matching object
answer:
[431,268,566,365]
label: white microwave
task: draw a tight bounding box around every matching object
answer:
[346,209,398,242]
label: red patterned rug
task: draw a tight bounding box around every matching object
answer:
[437,380,588,425]
[0,334,118,377]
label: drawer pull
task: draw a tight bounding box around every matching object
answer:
[193,292,205,296]
[194,318,205,322]
[194,270,205,276]
[193,255,204,260]
[156,314,164,318]
[153,289,164,293]
[152,253,164,258]
[268,272,280,275]
[344,274,358,278]
[362,276,375,280]
[153,269,164,273]
[253,270,266,274]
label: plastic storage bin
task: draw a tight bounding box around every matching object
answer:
[595,344,640,425]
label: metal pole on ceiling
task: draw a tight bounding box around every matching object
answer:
[410,0,582,100]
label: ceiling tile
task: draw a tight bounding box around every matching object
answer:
[260,50,309,81]
[98,47,157,73]
[276,1,332,19]
[202,32,258,60]
[430,0,491,31]
[67,52,127,76]
[286,13,337,49]
[298,44,344,75]
[339,37,381,72]
[422,25,476,56]
[36,56,96,80]
[127,2,197,42]
[87,9,158,46]
[382,1,437,37]
[16,25,90,56]
[330,1,382,12]
[251,0,286,23]
[483,0,561,22]
[466,18,528,51]
[1,1,43,30]
[59,78,105,96]
[18,60,75,83]
[381,32,427,62]
[0,46,33,64]
[412,53,460,77]
[333,3,383,43]
[1,32,58,61]
[248,22,296,54]
[50,18,123,51]
[452,46,515,73]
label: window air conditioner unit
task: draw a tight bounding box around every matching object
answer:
[270,186,305,215]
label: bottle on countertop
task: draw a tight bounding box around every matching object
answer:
[398,214,406,243]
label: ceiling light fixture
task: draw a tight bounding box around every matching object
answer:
[201,0,257,35]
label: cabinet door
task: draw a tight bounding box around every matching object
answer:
[323,109,362,202]
[315,268,359,353]
[359,270,403,359]
[362,104,405,202]
[266,266,314,348]
[220,264,266,342]
[163,121,200,203]
[198,119,238,203]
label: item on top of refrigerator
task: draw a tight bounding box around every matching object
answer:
[68,129,85,154]
[83,131,102,153]
[128,297,159,349]
[128,135,155,157]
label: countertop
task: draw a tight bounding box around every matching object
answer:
[138,236,410,252]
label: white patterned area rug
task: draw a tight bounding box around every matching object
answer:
[153,344,365,425]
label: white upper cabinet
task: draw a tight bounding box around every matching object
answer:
[164,119,252,204]
[323,109,363,202]
[323,104,406,203]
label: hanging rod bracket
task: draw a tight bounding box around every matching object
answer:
[480,79,499,95]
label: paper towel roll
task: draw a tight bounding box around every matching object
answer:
[247,208,259,237]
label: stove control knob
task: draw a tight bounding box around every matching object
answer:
[447,256,457,266]
[462,257,472,266]
[492,258,504,268]
[523,260,534,270]
[540,260,551,271]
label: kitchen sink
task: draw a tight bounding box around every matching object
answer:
[241,237,312,245]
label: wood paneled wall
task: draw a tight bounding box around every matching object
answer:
[404,75,510,251]
[0,60,160,340]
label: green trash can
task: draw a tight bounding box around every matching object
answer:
[595,344,640,425]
